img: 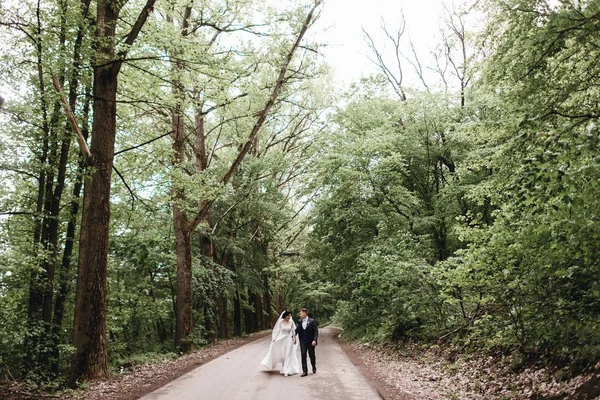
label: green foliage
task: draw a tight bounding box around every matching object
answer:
[1,0,328,386]
[269,260,336,323]
[106,207,178,358]
[334,234,443,343]
[2,0,600,388]
[304,0,600,370]
[304,79,462,342]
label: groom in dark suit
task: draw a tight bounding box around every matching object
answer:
[295,308,318,377]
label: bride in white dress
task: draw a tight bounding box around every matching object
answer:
[260,310,301,376]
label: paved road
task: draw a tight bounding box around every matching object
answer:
[140,327,382,400]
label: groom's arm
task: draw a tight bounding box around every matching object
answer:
[312,321,318,344]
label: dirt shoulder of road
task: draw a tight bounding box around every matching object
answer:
[50,331,268,400]
[337,334,600,400]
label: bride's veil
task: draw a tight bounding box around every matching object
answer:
[271,310,287,341]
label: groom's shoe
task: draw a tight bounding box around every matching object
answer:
[301,372,308,377]
[313,367,316,374]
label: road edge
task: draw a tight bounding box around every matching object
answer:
[335,331,411,400]
[62,330,271,400]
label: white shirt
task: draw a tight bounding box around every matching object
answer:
[302,318,308,329]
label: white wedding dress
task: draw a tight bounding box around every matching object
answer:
[260,316,301,375]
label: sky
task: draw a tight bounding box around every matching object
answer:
[0,0,459,93]
[314,0,455,85]
[0,0,463,103]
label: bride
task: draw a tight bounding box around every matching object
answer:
[260,310,301,376]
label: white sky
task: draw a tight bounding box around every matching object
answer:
[315,0,454,85]
[0,0,463,101]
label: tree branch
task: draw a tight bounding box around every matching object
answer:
[187,1,323,233]
[363,23,407,101]
[114,130,173,156]
[0,211,35,216]
[51,76,92,161]
[210,191,252,234]
[0,165,39,180]
[218,0,323,187]
[116,0,158,72]
[112,165,153,211]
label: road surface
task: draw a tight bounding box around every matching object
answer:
[140,327,382,400]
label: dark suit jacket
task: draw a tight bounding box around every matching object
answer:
[295,317,318,345]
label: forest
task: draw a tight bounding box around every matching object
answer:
[1,0,599,394]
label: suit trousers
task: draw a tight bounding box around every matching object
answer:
[299,341,316,373]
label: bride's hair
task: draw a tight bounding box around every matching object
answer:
[281,310,292,319]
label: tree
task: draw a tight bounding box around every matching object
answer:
[69,0,157,385]
[157,0,324,351]
[436,0,600,363]
[361,8,483,264]
[0,0,95,378]
[0,0,329,386]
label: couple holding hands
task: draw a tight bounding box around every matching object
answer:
[260,308,318,377]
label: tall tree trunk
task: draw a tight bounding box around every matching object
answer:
[274,270,282,315]
[69,63,118,386]
[68,0,156,384]
[168,6,194,350]
[49,0,92,366]
[252,293,262,332]
[39,82,72,370]
[174,217,193,351]
[37,2,72,361]
[70,0,119,384]
[262,273,272,329]
[23,0,53,372]
[50,157,84,375]
[218,251,232,339]
[233,287,242,336]
[50,88,90,375]
[36,0,84,370]
[172,106,194,350]
[243,292,254,334]
[218,297,230,339]
[199,216,219,343]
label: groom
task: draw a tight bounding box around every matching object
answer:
[295,308,318,377]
